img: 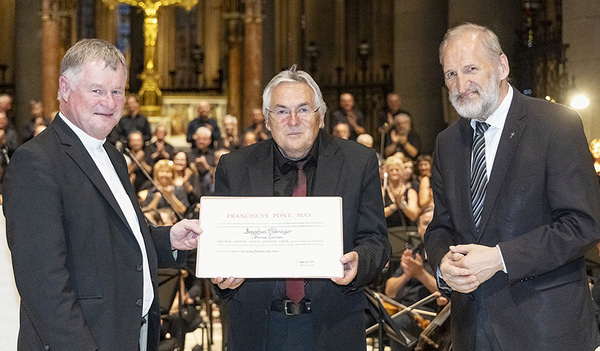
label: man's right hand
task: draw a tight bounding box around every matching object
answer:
[440,250,479,293]
[212,276,245,290]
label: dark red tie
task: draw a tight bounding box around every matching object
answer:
[286,160,307,304]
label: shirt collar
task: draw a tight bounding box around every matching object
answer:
[59,112,106,151]
[471,85,513,131]
[274,130,320,173]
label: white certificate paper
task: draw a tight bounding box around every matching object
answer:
[196,196,344,278]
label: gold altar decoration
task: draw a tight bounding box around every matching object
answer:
[101,0,198,115]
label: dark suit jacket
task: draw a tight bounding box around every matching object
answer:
[425,88,600,350]
[3,116,184,351]
[213,132,390,350]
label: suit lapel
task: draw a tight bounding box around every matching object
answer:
[314,133,343,196]
[248,140,275,196]
[105,143,147,235]
[53,117,133,234]
[477,90,527,241]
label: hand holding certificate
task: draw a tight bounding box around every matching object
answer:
[196,196,344,279]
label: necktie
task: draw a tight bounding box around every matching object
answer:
[470,121,490,230]
[286,159,307,304]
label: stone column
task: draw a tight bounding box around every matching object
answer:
[334,0,346,69]
[225,13,243,118]
[14,0,42,132]
[204,0,222,86]
[393,0,448,154]
[41,0,61,118]
[242,0,263,128]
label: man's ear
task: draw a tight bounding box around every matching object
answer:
[499,54,510,81]
[59,76,70,100]
[265,117,271,131]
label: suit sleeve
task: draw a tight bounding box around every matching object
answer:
[423,137,456,274]
[3,146,98,350]
[499,108,600,283]
[352,150,391,286]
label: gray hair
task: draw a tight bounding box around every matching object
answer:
[262,65,327,123]
[60,38,127,90]
[223,114,238,125]
[195,126,212,138]
[439,23,504,66]
[356,133,374,147]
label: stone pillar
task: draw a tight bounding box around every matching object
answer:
[242,0,263,128]
[0,0,15,88]
[334,0,346,69]
[14,0,43,132]
[204,0,221,86]
[41,0,61,118]
[393,0,448,154]
[225,13,243,118]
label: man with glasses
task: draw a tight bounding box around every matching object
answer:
[211,65,390,350]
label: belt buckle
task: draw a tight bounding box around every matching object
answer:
[284,300,301,315]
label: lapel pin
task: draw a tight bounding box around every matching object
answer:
[510,132,515,139]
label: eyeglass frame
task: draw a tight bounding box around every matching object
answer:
[265,104,321,121]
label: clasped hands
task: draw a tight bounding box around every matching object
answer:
[211,251,360,291]
[440,244,504,293]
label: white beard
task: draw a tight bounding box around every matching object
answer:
[449,70,500,120]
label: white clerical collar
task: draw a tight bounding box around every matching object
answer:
[59,113,106,150]
[472,85,513,131]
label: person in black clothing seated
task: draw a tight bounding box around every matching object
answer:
[382,156,419,228]
[146,124,175,167]
[187,100,220,149]
[116,95,152,144]
[385,207,448,350]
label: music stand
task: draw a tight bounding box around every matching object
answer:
[158,268,185,349]
[387,226,420,259]
[365,288,418,351]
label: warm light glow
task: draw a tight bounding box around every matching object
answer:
[570,94,590,109]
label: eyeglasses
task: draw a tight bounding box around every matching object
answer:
[266,106,319,121]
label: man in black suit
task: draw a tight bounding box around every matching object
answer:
[211,65,390,350]
[3,38,201,351]
[424,23,600,350]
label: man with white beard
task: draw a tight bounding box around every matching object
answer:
[424,23,600,351]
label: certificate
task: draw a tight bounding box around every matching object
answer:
[195,196,344,278]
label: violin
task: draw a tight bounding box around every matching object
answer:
[413,312,431,330]
[415,302,452,351]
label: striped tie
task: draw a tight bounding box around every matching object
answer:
[470,121,490,230]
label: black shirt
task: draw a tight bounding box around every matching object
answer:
[270,133,320,300]
[272,134,320,197]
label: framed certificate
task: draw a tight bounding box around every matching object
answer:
[195,196,344,278]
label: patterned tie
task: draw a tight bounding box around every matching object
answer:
[286,159,307,304]
[470,121,490,230]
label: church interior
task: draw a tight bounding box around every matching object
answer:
[2,0,600,350]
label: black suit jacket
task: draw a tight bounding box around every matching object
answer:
[425,89,600,350]
[3,116,184,351]
[213,132,390,350]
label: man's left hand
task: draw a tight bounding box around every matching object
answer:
[331,251,359,286]
[449,244,504,286]
[170,219,202,250]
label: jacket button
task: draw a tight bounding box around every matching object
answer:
[44,346,50,350]
[136,264,143,272]
[136,298,143,307]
